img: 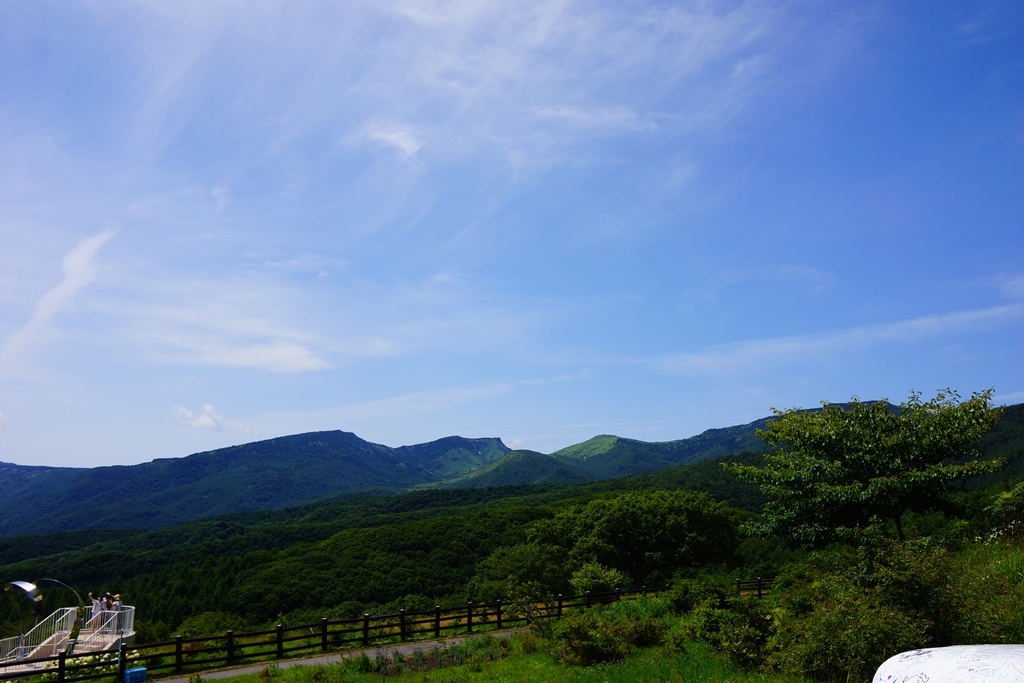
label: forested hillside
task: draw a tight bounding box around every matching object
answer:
[0,433,509,537]
[0,414,776,537]
[0,397,1020,682]
[0,453,763,639]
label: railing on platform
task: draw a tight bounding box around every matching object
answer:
[78,607,136,651]
[0,608,77,663]
[0,605,136,668]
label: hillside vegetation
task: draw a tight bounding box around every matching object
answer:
[0,434,509,536]
[0,397,1021,682]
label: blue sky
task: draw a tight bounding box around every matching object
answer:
[1,1,1022,468]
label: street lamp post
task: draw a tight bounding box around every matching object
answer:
[38,579,86,655]
[7,579,86,656]
[4,582,37,660]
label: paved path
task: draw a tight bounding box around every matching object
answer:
[155,629,522,683]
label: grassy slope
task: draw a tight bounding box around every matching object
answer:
[449,450,595,488]
[551,420,772,479]
[394,436,511,478]
[215,638,808,683]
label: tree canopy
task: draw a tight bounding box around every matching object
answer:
[726,389,1004,545]
[529,489,739,585]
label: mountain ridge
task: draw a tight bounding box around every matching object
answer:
[1,403,1018,538]
[0,431,508,537]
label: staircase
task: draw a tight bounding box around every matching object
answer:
[0,605,135,673]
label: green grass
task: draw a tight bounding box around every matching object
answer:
[207,636,809,683]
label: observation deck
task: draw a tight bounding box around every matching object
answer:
[0,605,135,674]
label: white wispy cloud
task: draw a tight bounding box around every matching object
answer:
[261,254,349,277]
[994,390,1024,404]
[9,1,841,193]
[178,341,329,373]
[693,265,836,303]
[174,404,251,433]
[996,274,1024,301]
[530,105,652,133]
[361,124,423,159]
[289,382,516,428]
[210,185,231,210]
[115,271,332,373]
[655,305,1024,376]
[114,263,537,376]
[0,228,116,374]
[315,0,811,169]
[134,307,330,374]
[0,410,8,429]
[267,371,587,430]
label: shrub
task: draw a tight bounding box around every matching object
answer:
[509,631,539,655]
[605,597,670,646]
[549,601,669,665]
[954,537,1024,643]
[348,652,372,673]
[175,611,246,639]
[666,576,728,615]
[990,482,1024,533]
[866,540,972,645]
[569,562,629,596]
[683,596,771,670]
[550,608,632,665]
[767,577,928,681]
[256,663,279,681]
[41,652,118,682]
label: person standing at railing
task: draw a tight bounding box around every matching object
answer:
[87,592,103,630]
[98,593,114,635]
[111,594,122,632]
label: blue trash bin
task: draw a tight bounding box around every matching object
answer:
[124,667,147,683]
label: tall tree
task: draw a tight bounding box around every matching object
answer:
[726,389,1004,545]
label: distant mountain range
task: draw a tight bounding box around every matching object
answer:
[0,433,509,537]
[450,419,772,488]
[1,403,1019,538]
[0,415,774,537]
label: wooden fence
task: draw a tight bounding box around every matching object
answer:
[0,586,668,683]
[735,576,773,598]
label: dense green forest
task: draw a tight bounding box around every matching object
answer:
[0,454,766,636]
[1,397,1022,681]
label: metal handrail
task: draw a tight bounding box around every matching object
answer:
[0,608,76,662]
[78,607,135,648]
[0,606,135,664]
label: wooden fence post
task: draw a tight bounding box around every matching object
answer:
[399,609,406,642]
[496,599,503,629]
[585,591,591,607]
[321,617,329,652]
[226,630,234,666]
[175,636,183,674]
[118,640,127,681]
[57,651,66,683]
[362,614,370,647]
[434,606,441,638]
[466,601,473,633]
[556,594,563,618]
[615,586,622,602]
[276,624,284,659]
